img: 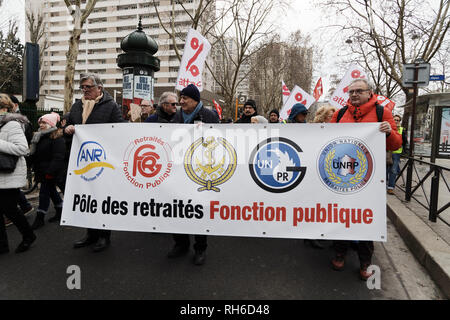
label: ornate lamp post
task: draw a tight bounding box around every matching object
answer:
[117,18,160,119]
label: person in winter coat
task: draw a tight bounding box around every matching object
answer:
[387,115,407,194]
[287,103,309,123]
[0,93,36,254]
[65,73,124,253]
[145,92,178,123]
[169,84,219,266]
[235,99,258,123]
[30,112,66,229]
[330,79,402,280]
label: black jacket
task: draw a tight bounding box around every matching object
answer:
[171,106,219,124]
[235,113,257,123]
[145,106,175,123]
[32,129,66,182]
[67,90,123,126]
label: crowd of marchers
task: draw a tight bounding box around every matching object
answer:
[0,73,404,281]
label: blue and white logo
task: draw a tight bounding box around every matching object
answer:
[317,137,374,194]
[74,141,114,182]
[249,137,306,193]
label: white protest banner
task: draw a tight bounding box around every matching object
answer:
[282,80,291,106]
[330,64,367,109]
[62,123,387,242]
[175,28,211,92]
[279,85,315,121]
[330,64,396,111]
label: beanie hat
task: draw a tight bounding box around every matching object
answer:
[288,103,308,122]
[180,84,200,102]
[244,99,257,112]
[39,112,60,128]
[269,109,279,117]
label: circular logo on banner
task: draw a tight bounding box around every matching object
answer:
[317,137,374,194]
[184,137,237,192]
[74,141,114,182]
[122,137,173,189]
[249,138,306,193]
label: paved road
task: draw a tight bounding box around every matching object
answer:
[0,199,444,300]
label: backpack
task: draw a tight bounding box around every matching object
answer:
[336,103,384,123]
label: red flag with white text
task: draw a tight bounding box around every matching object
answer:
[313,78,323,101]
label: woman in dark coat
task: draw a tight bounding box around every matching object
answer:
[30,112,66,229]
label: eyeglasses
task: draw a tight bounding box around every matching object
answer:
[348,89,370,95]
[163,102,179,106]
[80,85,96,90]
[140,104,151,107]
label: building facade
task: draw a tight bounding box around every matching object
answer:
[25,0,216,107]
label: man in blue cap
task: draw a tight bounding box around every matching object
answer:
[287,103,309,123]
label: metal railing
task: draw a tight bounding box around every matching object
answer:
[396,156,450,227]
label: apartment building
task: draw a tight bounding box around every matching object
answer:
[25,0,216,106]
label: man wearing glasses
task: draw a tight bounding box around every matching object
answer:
[139,100,154,121]
[330,78,402,280]
[64,73,124,253]
[145,92,178,123]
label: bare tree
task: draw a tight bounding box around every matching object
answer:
[63,0,98,113]
[249,31,315,117]
[26,8,49,90]
[321,0,450,102]
[153,0,284,119]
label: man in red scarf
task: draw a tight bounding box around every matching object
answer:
[330,79,402,280]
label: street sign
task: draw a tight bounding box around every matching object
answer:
[430,75,445,81]
[237,94,247,106]
[402,62,431,88]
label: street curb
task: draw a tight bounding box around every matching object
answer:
[387,195,450,299]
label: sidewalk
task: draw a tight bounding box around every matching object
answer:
[387,190,450,299]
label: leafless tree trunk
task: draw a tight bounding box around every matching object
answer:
[63,0,98,113]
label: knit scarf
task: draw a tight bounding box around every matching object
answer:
[182,101,203,124]
[81,93,103,124]
[29,127,57,155]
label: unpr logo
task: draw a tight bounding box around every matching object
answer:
[74,141,114,181]
[318,137,374,194]
[123,136,173,189]
[249,137,306,193]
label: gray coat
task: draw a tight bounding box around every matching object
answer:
[0,113,29,189]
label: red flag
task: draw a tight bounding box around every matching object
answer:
[213,100,222,120]
[313,78,323,101]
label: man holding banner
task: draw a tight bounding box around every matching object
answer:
[170,84,219,265]
[65,73,124,253]
[330,78,402,280]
